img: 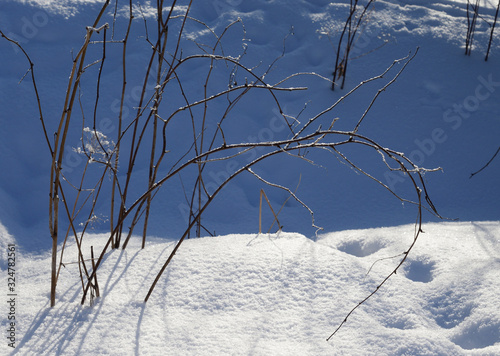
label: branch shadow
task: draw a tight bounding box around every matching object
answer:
[471,222,500,263]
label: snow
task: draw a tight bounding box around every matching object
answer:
[2,221,500,355]
[0,0,499,354]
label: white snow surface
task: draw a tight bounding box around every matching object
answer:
[1,0,500,240]
[1,221,500,355]
[1,0,500,354]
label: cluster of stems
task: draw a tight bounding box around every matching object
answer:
[2,0,444,339]
[465,0,499,61]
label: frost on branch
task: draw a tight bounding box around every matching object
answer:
[74,127,115,163]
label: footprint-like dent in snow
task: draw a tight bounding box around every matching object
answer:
[451,317,500,350]
[428,290,474,329]
[382,313,419,330]
[337,239,384,257]
[403,258,435,283]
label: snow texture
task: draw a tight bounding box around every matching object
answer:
[1,222,500,355]
[0,0,499,354]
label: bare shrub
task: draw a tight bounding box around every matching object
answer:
[465,0,499,60]
[2,0,442,339]
[331,0,377,90]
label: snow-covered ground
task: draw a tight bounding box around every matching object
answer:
[1,0,499,243]
[0,0,499,354]
[2,221,500,355]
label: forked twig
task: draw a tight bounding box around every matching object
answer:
[258,189,282,234]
